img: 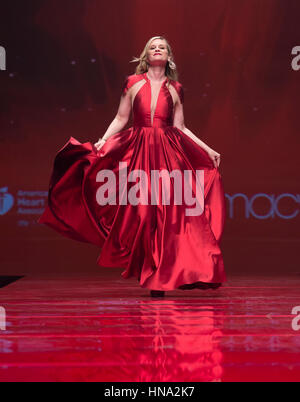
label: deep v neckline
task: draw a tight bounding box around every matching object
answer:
[143,72,168,126]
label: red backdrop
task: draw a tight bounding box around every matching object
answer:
[0,0,299,275]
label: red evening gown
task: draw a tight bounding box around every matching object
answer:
[38,72,227,291]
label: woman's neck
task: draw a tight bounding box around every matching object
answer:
[146,66,166,82]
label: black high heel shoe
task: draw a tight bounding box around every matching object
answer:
[150,290,165,298]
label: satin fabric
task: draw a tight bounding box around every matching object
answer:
[38,72,227,291]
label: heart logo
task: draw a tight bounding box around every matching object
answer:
[0,187,14,215]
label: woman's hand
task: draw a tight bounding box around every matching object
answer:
[94,138,107,151]
[207,149,221,168]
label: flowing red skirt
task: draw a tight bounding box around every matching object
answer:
[38,126,227,291]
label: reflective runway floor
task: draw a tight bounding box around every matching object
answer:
[0,272,299,382]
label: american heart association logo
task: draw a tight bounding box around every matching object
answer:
[0,187,14,215]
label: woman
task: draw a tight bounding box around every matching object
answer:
[38,36,227,298]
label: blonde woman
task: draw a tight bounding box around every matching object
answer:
[39,36,227,298]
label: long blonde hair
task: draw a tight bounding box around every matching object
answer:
[130,36,178,84]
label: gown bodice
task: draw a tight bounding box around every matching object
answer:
[121,72,184,129]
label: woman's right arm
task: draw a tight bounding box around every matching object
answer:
[94,88,132,150]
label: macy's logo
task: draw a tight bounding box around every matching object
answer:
[226,193,300,219]
[0,187,14,215]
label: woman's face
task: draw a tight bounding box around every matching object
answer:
[147,39,169,67]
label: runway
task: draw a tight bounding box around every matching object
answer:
[0,272,299,382]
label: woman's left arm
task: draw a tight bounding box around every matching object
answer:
[173,98,221,168]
